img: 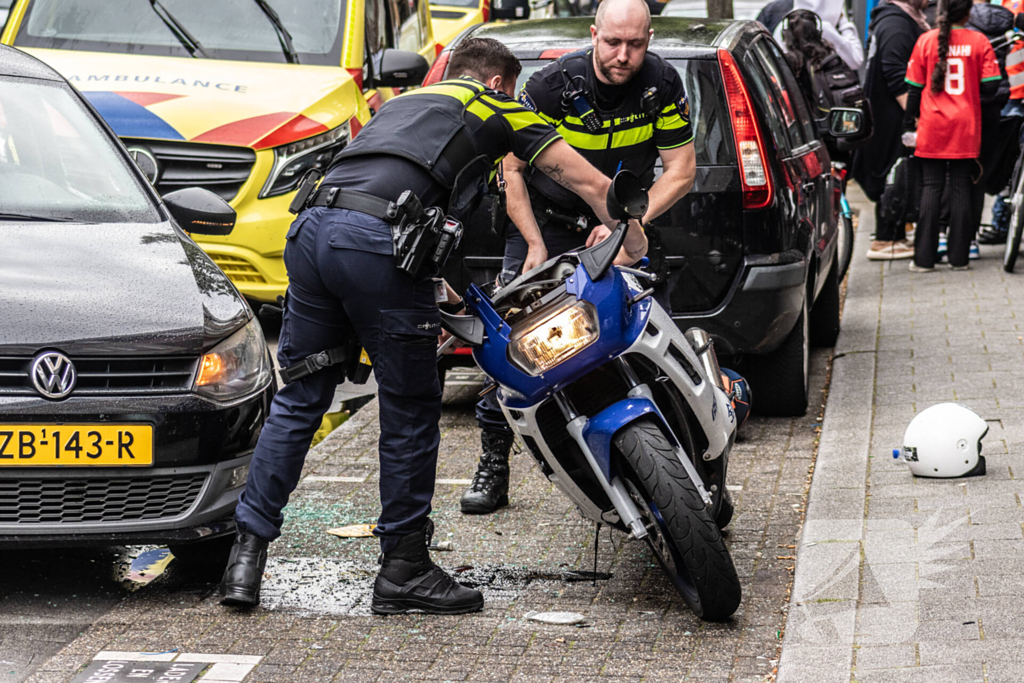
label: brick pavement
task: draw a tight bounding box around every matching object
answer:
[24,287,836,681]
[778,186,1024,683]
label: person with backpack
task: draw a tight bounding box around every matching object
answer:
[758,0,864,70]
[966,0,1016,245]
[852,0,931,261]
[780,9,872,165]
[904,0,1001,271]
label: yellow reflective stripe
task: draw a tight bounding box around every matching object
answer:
[538,111,563,127]
[465,100,495,122]
[480,95,528,111]
[656,113,687,131]
[660,103,677,115]
[558,126,609,150]
[398,80,483,103]
[611,124,653,148]
[528,134,562,164]
[504,111,549,132]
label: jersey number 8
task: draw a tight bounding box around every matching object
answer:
[945,57,965,96]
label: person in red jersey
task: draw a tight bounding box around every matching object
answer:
[904,0,1001,271]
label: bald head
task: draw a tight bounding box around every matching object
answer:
[595,0,652,33]
[591,0,653,84]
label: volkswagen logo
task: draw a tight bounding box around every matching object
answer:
[127,146,160,185]
[30,351,77,400]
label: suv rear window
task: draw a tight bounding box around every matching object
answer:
[516,58,734,167]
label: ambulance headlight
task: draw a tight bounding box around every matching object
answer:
[507,299,599,376]
[260,121,351,198]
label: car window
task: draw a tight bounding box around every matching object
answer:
[742,49,795,155]
[760,39,816,145]
[16,0,347,67]
[746,38,808,151]
[515,58,735,167]
[366,0,388,56]
[388,0,428,52]
[0,77,160,224]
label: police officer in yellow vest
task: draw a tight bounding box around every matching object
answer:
[221,37,645,615]
[460,0,697,515]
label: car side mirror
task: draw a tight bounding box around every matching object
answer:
[492,0,531,19]
[372,49,430,88]
[827,108,864,138]
[163,188,235,236]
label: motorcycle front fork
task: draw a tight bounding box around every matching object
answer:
[555,357,712,542]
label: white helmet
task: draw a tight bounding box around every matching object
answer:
[897,403,988,478]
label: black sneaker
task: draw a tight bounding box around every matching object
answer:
[978,225,1008,245]
[460,431,512,515]
[371,520,483,615]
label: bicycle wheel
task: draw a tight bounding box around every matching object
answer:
[837,194,854,282]
[1004,165,1024,273]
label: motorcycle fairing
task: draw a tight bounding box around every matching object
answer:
[466,261,652,408]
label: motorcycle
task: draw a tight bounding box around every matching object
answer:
[441,171,743,620]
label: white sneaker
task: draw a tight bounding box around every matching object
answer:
[867,241,914,260]
[909,263,935,273]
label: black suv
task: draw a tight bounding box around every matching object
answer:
[429,17,848,416]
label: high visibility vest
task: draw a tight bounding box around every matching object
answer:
[1004,0,1024,99]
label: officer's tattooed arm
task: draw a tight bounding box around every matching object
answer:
[532,139,614,227]
[538,162,576,193]
[534,140,647,263]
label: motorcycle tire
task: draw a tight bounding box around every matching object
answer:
[615,418,741,621]
[1004,164,1024,273]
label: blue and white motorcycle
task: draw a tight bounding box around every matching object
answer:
[442,172,742,620]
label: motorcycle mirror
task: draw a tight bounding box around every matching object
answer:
[606,170,648,221]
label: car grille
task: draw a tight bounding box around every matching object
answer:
[208,253,267,284]
[121,138,256,202]
[0,473,207,524]
[0,356,198,397]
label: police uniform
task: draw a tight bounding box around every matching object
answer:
[462,50,695,513]
[232,77,560,558]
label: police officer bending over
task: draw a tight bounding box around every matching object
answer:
[459,0,696,515]
[221,37,644,615]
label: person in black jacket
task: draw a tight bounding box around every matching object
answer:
[968,0,1018,244]
[852,0,931,260]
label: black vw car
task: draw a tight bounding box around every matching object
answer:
[0,46,273,559]
[431,17,852,415]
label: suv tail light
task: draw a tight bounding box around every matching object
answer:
[718,49,773,210]
[423,49,451,86]
[482,0,490,22]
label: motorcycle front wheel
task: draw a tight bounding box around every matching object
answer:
[614,418,741,621]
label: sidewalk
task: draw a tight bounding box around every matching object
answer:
[778,186,1024,682]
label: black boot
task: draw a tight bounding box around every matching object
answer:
[219,531,269,607]
[371,520,484,615]
[460,430,513,514]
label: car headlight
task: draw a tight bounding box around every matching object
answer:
[194,319,272,400]
[508,299,599,376]
[259,121,351,198]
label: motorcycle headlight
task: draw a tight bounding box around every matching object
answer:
[508,299,599,376]
[259,121,351,198]
[194,319,272,400]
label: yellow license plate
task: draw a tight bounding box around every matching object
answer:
[0,425,153,466]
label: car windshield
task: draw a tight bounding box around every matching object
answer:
[15,0,346,66]
[0,77,160,224]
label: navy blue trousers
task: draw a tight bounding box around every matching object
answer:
[235,208,442,552]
